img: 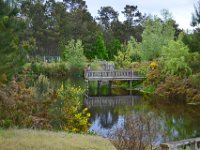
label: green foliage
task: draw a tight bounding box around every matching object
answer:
[131,62,149,76]
[142,85,156,94]
[189,73,200,89]
[127,36,141,62]
[182,29,200,53]
[63,39,87,69]
[108,39,121,60]
[156,76,200,103]
[52,84,90,133]
[35,75,50,98]
[97,6,119,30]
[0,0,27,82]
[20,0,98,57]
[22,37,37,54]
[139,16,175,60]
[114,45,132,69]
[191,1,200,27]
[30,62,71,76]
[90,61,103,71]
[0,77,90,132]
[93,32,108,60]
[144,67,161,87]
[160,39,192,77]
[187,52,200,73]
[0,80,37,128]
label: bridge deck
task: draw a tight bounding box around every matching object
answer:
[85,70,145,81]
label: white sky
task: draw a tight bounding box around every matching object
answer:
[84,0,198,30]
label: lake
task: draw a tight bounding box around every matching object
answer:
[51,78,200,145]
[83,81,200,146]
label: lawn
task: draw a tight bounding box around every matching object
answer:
[0,129,116,150]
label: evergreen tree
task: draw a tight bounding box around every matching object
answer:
[0,0,26,82]
[108,39,121,60]
[97,6,119,30]
[191,0,200,27]
[93,32,108,60]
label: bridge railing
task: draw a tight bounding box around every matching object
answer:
[160,137,200,150]
[84,95,140,107]
[84,70,141,79]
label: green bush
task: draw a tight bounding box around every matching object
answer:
[63,40,87,69]
[190,73,200,89]
[50,84,90,133]
[29,62,71,76]
[160,40,192,77]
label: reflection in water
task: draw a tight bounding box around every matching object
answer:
[45,77,200,147]
[84,85,200,145]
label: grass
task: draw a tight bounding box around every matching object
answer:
[0,129,116,150]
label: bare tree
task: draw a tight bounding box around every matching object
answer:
[110,113,163,150]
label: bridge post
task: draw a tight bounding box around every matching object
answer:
[190,142,198,150]
[97,80,102,96]
[129,80,132,88]
[86,80,89,96]
[109,81,112,95]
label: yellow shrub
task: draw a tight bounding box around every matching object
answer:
[149,62,158,70]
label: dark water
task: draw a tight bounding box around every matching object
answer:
[83,82,200,145]
[50,78,200,144]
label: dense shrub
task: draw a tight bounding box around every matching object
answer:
[114,47,132,69]
[156,76,200,103]
[131,62,149,76]
[30,62,71,76]
[51,84,90,133]
[0,80,39,128]
[0,77,91,133]
[63,39,87,69]
[160,40,192,77]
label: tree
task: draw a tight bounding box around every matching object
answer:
[161,39,192,76]
[63,39,86,69]
[0,0,27,82]
[182,29,200,53]
[122,5,143,26]
[114,44,132,69]
[20,0,59,55]
[92,32,108,60]
[191,0,200,27]
[139,15,175,60]
[108,39,121,60]
[20,0,99,57]
[97,6,119,30]
[127,37,141,62]
[160,9,182,39]
[63,0,87,12]
[121,5,144,43]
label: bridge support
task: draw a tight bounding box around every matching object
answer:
[109,81,112,95]
[129,80,132,88]
[97,80,102,96]
[86,80,89,96]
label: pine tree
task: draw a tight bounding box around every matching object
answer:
[0,0,26,82]
[93,32,108,60]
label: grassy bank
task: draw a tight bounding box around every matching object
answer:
[0,129,116,150]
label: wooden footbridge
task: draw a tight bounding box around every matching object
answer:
[160,137,200,150]
[85,70,145,81]
[84,70,146,92]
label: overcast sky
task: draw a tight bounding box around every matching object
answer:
[84,0,197,30]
